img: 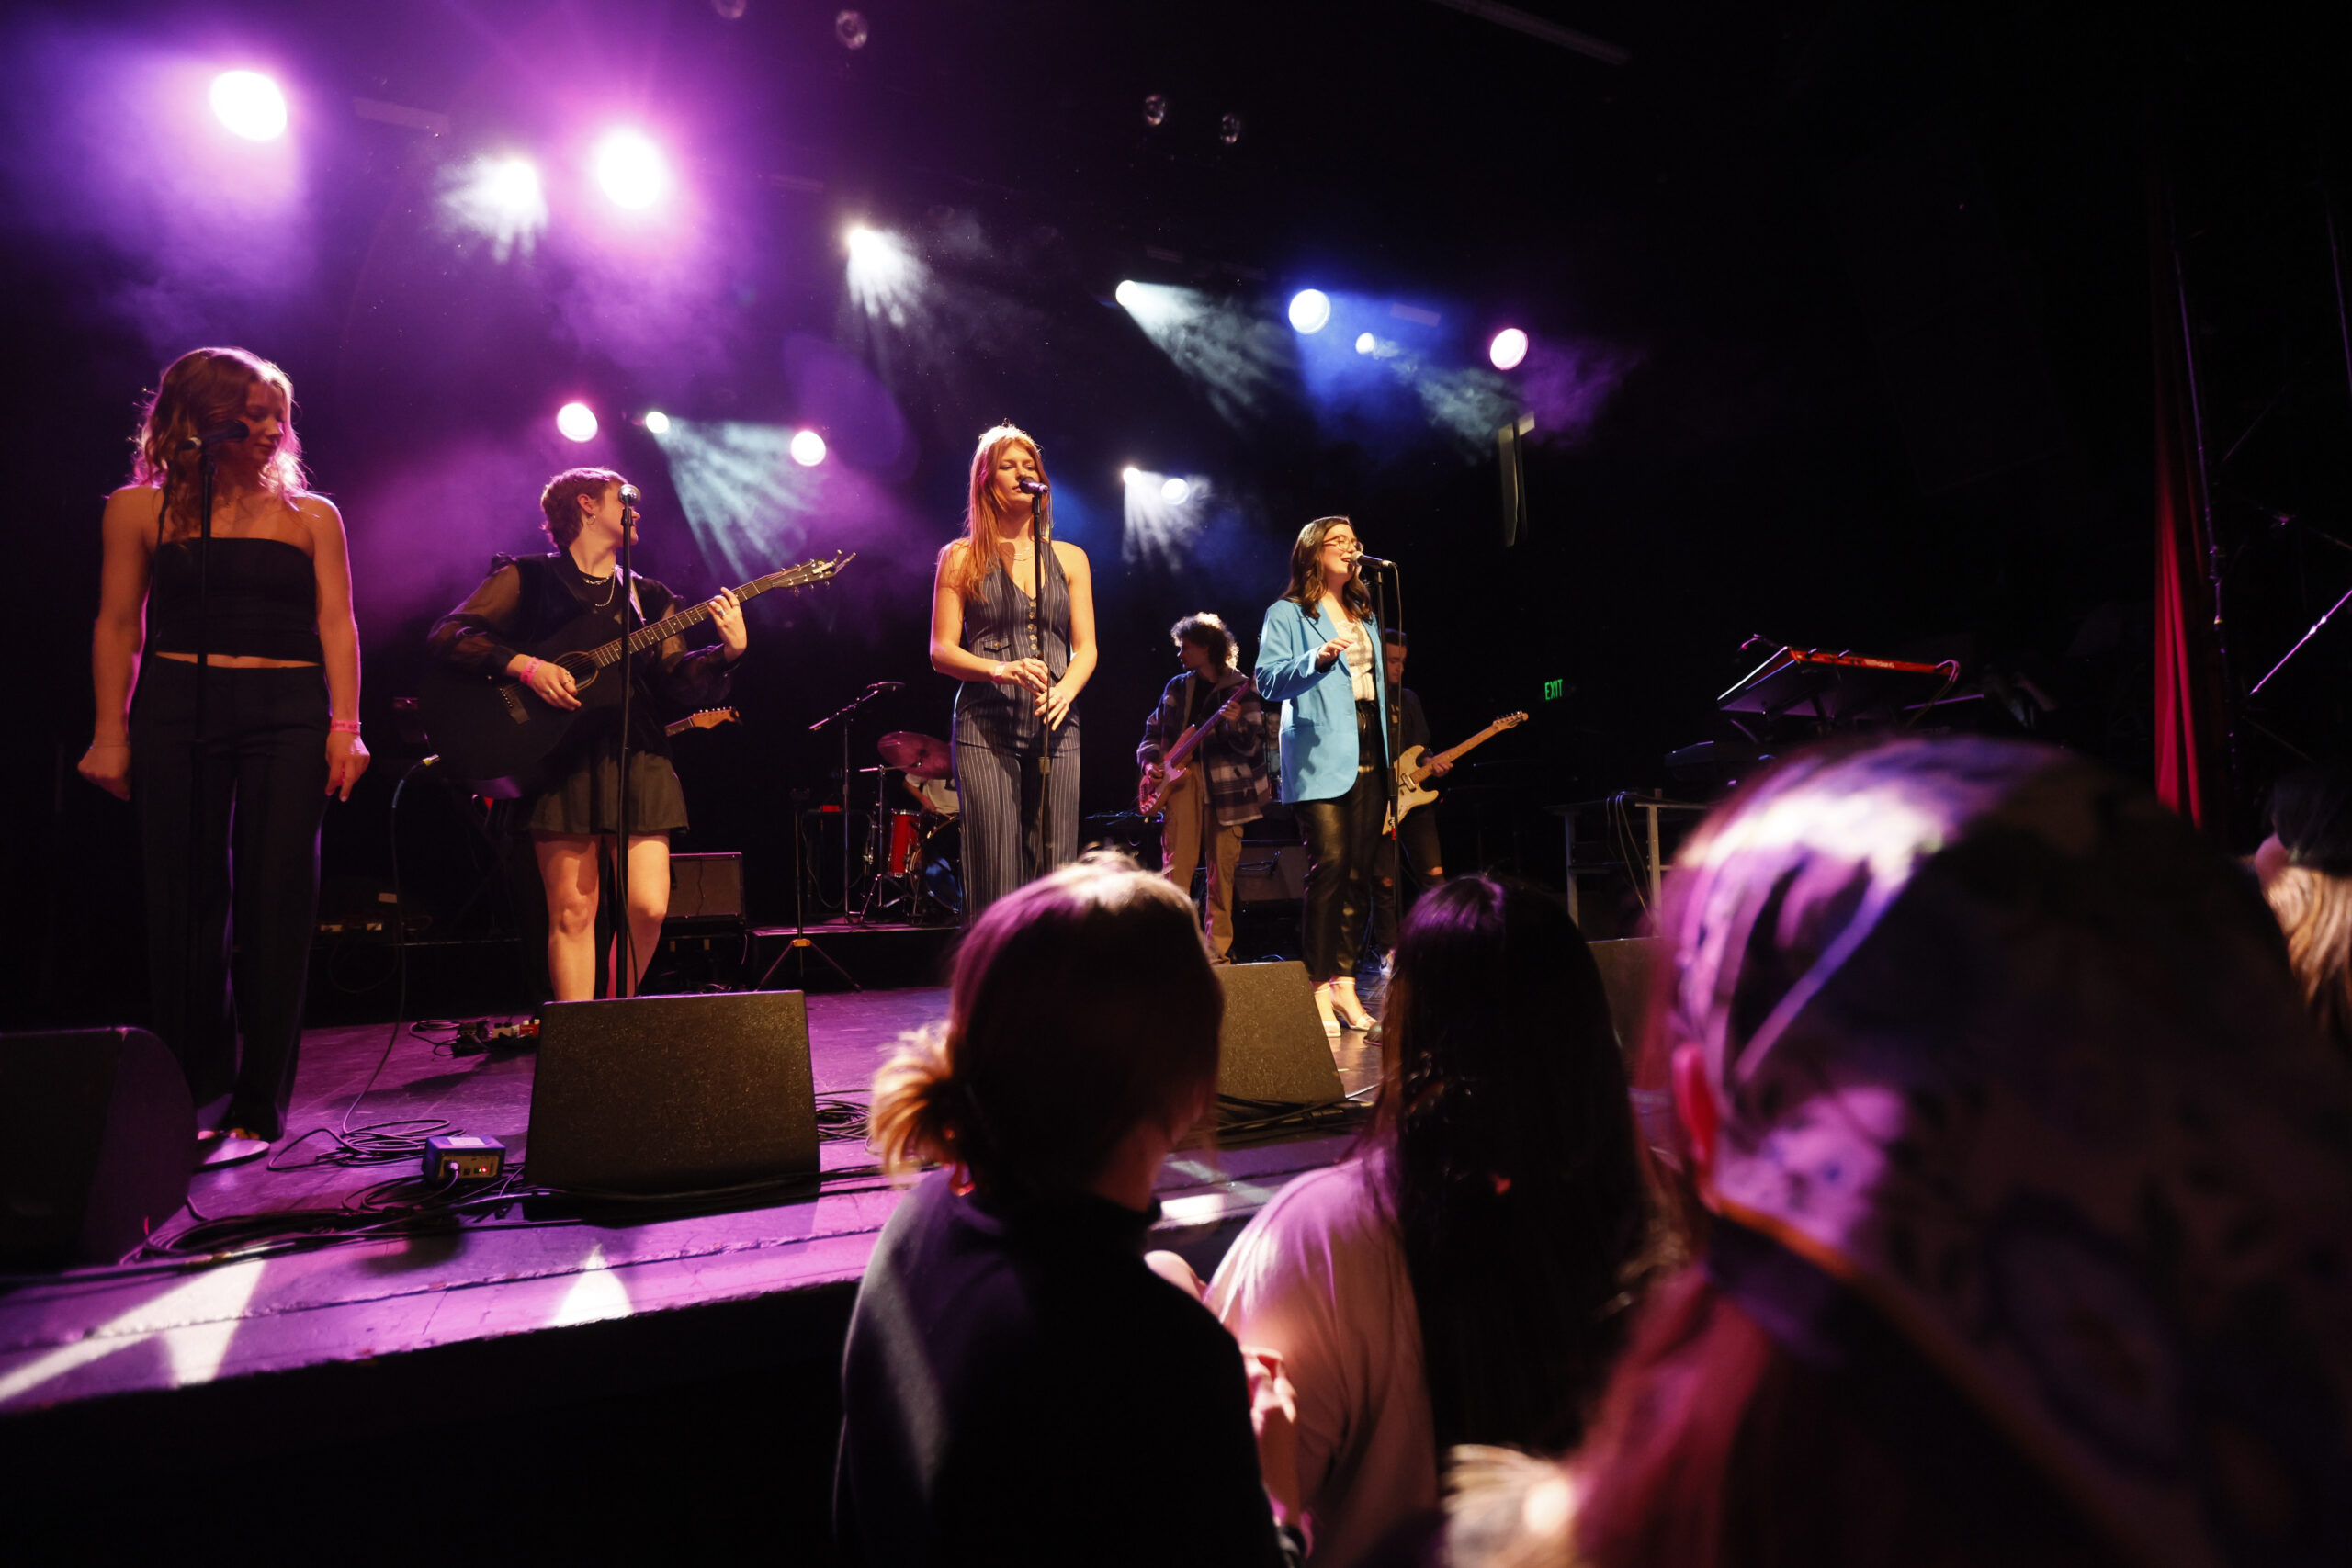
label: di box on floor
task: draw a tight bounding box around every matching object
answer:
[0,1027,194,1268]
[1215,961,1344,1106]
[527,991,819,1195]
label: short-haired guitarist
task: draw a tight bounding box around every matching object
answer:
[1373,628,1450,955]
[1136,613,1272,962]
[428,468,746,999]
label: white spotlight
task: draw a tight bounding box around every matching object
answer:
[439,154,546,262]
[789,429,828,467]
[1114,279,1142,309]
[1287,289,1331,334]
[1354,332,1375,355]
[594,130,668,209]
[845,226,922,324]
[1160,476,1191,505]
[557,402,599,443]
[644,411,672,435]
[209,71,288,141]
[1488,327,1530,371]
[1121,466,1143,485]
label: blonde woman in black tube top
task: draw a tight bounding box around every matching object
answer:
[79,346,370,1148]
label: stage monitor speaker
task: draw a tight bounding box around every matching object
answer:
[527,991,819,1195]
[1216,961,1345,1106]
[1586,938,1661,1063]
[1,1027,194,1268]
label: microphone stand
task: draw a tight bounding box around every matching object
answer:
[1367,560,1403,866]
[1030,487,1057,882]
[184,451,217,1143]
[612,505,638,998]
[758,686,888,991]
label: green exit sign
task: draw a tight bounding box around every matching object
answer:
[1543,678,1566,702]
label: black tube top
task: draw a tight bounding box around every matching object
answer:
[148,538,324,663]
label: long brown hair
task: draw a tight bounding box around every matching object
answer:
[2265,864,2352,1055]
[940,423,1049,602]
[866,853,1221,1200]
[1283,514,1373,621]
[1374,876,1648,1457]
[131,347,306,539]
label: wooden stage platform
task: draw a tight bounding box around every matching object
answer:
[0,986,1376,1562]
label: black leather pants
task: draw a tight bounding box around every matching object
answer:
[1294,701,1387,985]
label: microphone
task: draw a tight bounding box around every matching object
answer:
[1351,552,1396,570]
[176,422,249,452]
[619,484,642,508]
[1015,478,1049,495]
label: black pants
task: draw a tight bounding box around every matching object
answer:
[130,659,329,1140]
[1295,702,1387,986]
[1371,804,1444,955]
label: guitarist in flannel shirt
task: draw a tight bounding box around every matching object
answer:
[1136,613,1272,962]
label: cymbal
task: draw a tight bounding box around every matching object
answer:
[878,730,954,779]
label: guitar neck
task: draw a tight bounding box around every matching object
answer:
[593,558,836,669]
[1414,717,1521,782]
[1162,685,1247,769]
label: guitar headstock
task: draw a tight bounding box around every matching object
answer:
[682,707,740,732]
[1497,712,1530,729]
[762,551,859,594]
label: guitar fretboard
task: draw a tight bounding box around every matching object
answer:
[590,555,851,669]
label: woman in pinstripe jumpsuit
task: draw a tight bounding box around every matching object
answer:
[928,425,1098,919]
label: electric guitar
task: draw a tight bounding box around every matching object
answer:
[664,707,741,738]
[1138,680,1252,817]
[418,553,854,795]
[1392,712,1528,823]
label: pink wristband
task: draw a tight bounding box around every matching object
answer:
[519,657,542,682]
[331,719,363,735]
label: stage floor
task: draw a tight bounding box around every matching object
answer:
[0,985,1377,1427]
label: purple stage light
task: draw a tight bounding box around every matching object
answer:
[209,71,288,141]
[557,402,599,442]
[594,130,668,209]
[1488,327,1530,371]
[789,429,828,467]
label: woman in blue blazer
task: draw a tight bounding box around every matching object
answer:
[1255,516,1389,1033]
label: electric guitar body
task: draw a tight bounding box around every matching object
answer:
[1391,712,1528,824]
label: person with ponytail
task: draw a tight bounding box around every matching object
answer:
[1206,876,1649,1565]
[78,347,368,1149]
[837,855,1304,1566]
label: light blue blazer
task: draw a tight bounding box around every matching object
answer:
[1255,597,1389,805]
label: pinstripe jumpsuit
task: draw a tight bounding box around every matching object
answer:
[952,545,1081,918]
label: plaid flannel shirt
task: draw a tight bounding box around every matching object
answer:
[1136,670,1273,827]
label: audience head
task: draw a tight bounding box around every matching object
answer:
[2257,763,2352,1055]
[1378,875,1646,1454]
[1549,736,2352,1568]
[868,853,1222,1202]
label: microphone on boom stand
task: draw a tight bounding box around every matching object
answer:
[176,421,250,451]
[1351,552,1396,571]
[1015,478,1049,496]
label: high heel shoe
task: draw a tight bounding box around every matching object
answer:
[1313,982,1342,1036]
[1329,980,1378,1032]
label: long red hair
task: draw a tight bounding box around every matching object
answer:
[130,347,307,540]
[940,423,1048,601]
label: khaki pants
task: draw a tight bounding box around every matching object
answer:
[1159,765,1243,959]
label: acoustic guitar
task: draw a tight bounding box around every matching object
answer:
[418,553,853,795]
[1391,712,1528,823]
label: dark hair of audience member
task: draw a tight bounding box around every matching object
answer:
[867,852,1223,1200]
[1374,875,1648,1456]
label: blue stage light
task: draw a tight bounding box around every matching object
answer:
[1287,289,1331,333]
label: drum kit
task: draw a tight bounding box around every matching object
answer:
[867,730,961,919]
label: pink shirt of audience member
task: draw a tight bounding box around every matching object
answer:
[1207,1154,1435,1566]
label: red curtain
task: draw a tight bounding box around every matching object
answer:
[2150,172,2233,839]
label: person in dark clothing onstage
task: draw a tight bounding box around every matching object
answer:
[1371,627,1450,958]
[428,468,743,999]
[836,855,1306,1567]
